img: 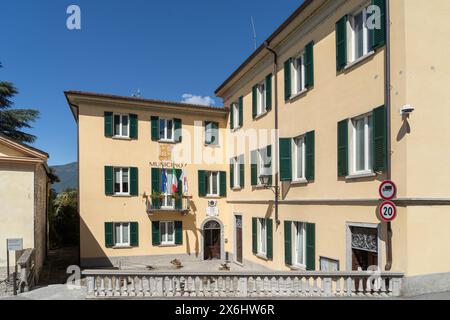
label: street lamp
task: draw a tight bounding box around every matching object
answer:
[259,175,280,200]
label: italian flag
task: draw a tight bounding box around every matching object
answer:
[171,167,178,194]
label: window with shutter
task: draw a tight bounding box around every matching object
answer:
[372,105,387,172]
[371,0,386,49]
[252,218,257,254]
[284,221,292,265]
[265,74,272,111]
[174,118,182,143]
[304,41,314,88]
[337,120,349,177]
[104,166,114,195]
[152,221,161,246]
[105,222,114,248]
[151,168,161,209]
[306,223,316,270]
[198,170,206,197]
[238,96,243,128]
[219,171,226,197]
[305,131,315,181]
[104,112,113,137]
[279,138,292,181]
[130,222,139,247]
[336,15,348,71]
[266,219,273,260]
[284,58,292,100]
[175,221,183,245]
[130,167,138,196]
[129,114,138,139]
[151,116,159,141]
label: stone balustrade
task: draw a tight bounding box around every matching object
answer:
[82,270,403,298]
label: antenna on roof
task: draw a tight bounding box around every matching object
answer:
[132,89,141,98]
[251,16,257,50]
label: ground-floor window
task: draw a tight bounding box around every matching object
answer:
[160,221,175,245]
[114,222,130,247]
[258,218,267,256]
[293,221,306,267]
[350,226,378,271]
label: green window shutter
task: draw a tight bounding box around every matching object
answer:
[284,221,292,265]
[198,170,206,197]
[371,0,386,49]
[230,104,234,130]
[238,96,243,127]
[252,85,258,119]
[175,221,183,245]
[305,41,315,88]
[174,118,182,143]
[230,160,234,189]
[279,138,292,181]
[175,169,183,209]
[337,120,349,177]
[104,112,113,137]
[305,131,315,181]
[130,222,139,247]
[265,145,273,185]
[151,168,161,209]
[306,223,316,270]
[129,114,138,139]
[204,121,210,145]
[219,171,227,197]
[104,166,114,195]
[265,74,272,111]
[284,58,292,101]
[336,15,348,71]
[251,150,258,186]
[152,221,160,246]
[373,105,387,172]
[151,116,159,141]
[252,218,257,254]
[239,155,245,188]
[130,167,138,196]
[266,219,273,260]
[105,222,114,248]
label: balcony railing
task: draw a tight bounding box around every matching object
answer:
[147,195,191,213]
[83,270,404,298]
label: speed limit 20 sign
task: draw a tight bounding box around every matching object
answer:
[379,201,397,222]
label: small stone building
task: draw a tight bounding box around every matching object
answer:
[0,134,51,281]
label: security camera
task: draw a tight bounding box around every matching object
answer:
[400,105,415,115]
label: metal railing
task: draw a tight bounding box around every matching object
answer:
[82,270,403,298]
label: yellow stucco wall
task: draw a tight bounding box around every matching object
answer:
[0,163,35,267]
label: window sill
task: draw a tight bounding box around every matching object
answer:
[232,187,242,191]
[345,172,376,180]
[159,139,177,144]
[254,110,268,120]
[205,195,221,199]
[344,51,375,71]
[112,194,132,198]
[159,244,177,248]
[112,136,131,141]
[289,265,307,271]
[231,126,242,133]
[288,88,309,102]
[112,245,132,249]
[253,185,267,190]
[291,178,308,185]
[204,143,220,148]
[256,253,269,261]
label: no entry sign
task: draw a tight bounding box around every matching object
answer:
[379,201,397,222]
[379,181,397,200]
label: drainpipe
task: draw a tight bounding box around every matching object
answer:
[264,41,280,226]
[384,0,393,271]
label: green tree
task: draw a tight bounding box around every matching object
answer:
[49,188,79,248]
[0,62,40,143]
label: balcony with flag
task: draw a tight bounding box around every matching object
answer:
[146,167,191,214]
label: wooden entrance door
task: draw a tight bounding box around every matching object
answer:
[235,216,243,264]
[204,221,221,260]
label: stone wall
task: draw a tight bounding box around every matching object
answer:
[34,164,48,279]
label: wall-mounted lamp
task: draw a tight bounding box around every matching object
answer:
[400,105,415,116]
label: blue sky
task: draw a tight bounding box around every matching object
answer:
[0,0,301,165]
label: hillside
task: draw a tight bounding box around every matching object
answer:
[51,162,78,193]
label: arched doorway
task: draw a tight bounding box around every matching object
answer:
[202,219,223,260]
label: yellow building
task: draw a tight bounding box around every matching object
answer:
[67,0,450,296]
